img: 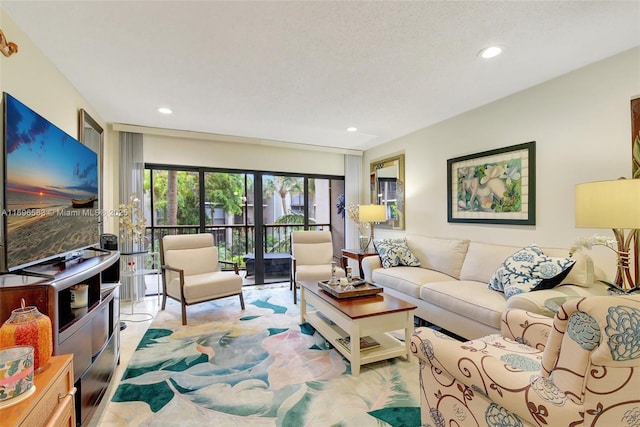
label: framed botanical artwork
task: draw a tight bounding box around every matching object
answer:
[447,141,536,225]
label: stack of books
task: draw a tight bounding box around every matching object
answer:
[335,335,380,353]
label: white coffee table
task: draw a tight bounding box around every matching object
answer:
[298,280,416,376]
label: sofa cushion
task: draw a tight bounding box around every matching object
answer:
[459,242,595,287]
[489,244,576,299]
[542,249,594,287]
[372,266,455,299]
[373,237,420,268]
[459,242,524,283]
[420,281,507,329]
[406,235,469,279]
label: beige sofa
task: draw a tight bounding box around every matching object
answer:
[361,235,609,340]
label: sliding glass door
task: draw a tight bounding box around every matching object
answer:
[144,165,344,285]
[203,171,251,264]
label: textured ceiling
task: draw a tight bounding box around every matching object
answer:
[2,1,639,151]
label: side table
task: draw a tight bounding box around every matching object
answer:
[120,251,161,314]
[341,248,378,279]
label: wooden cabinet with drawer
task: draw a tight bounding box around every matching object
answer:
[0,354,75,427]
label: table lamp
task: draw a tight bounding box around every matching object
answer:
[575,178,640,291]
[359,204,387,251]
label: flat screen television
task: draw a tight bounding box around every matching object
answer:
[2,92,99,272]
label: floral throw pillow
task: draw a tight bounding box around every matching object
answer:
[373,238,421,269]
[488,244,576,299]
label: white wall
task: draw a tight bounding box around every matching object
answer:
[143,132,346,176]
[0,6,349,236]
[364,47,640,278]
[0,12,86,136]
[0,10,119,233]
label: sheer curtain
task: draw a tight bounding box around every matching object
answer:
[119,132,144,252]
[344,154,363,250]
[119,132,145,300]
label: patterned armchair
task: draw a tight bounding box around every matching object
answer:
[410,294,640,427]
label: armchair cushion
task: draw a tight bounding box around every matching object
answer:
[291,231,334,265]
[166,246,219,275]
[294,264,344,283]
[167,271,242,303]
[163,233,220,274]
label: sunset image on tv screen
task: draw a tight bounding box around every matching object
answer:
[4,93,99,270]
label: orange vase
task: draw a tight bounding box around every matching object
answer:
[0,300,52,372]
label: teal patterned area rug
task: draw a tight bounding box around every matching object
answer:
[102,286,421,426]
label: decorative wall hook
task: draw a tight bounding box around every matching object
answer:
[0,29,19,57]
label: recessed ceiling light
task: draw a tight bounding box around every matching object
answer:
[346,127,357,132]
[158,107,173,114]
[478,46,503,59]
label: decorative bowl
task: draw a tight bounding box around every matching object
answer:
[0,346,34,402]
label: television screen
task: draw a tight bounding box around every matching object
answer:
[3,93,99,271]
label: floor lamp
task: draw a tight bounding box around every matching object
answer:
[575,178,640,292]
[359,204,387,252]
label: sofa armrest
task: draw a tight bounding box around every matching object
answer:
[361,255,381,282]
[500,309,552,351]
[506,283,609,317]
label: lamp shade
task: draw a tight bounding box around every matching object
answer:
[359,204,387,222]
[575,179,640,229]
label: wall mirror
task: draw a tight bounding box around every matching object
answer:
[79,109,104,233]
[370,154,405,230]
